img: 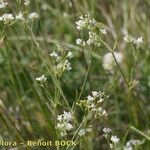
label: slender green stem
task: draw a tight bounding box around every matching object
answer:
[100,39,149,128]
[130,126,150,141]
[77,47,94,101]
[41,84,55,106]
[111,52,149,128]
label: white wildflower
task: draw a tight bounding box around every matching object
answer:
[124,32,143,48]
[63,59,72,71]
[36,75,47,82]
[78,91,108,118]
[65,123,73,130]
[2,13,14,22]
[100,28,107,35]
[57,115,63,122]
[75,15,96,30]
[63,111,73,122]
[75,16,86,30]
[103,129,120,148]
[76,38,86,46]
[124,139,143,150]
[87,31,95,44]
[50,49,73,76]
[134,37,143,48]
[92,91,100,98]
[103,127,112,134]
[76,15,107,47]
[124,141,133,150]
[67,52,73,59]
[50,51,59,58]
[110,135,120,143]
[76,38,82,45]
[87,95,94,101]
[15,12,25,21]
[56,111,73,137]
[76,20,85,30]
[130,139,143,146]
[102,110,108,116]
[86,31,101,47]
[0,1,8,9]
[136,37,143,44]
[28,12,39,19]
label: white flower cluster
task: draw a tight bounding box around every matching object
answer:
[124,139,143,150]
[122,28,143,48]
[103,127,143,149]
[103,52,123,71]
[78,125,92,137]
[50,50,73,77]
[56,111,74,137]
[0,0,38,23]
[77,91,109,118]
[86,31,101,46]
[0,13,14,22]
[76,15,107,47]
[0,12,39,23]
[109,135,120,148]
[0,1,38,23]
[76,38,86,46]
[75,15,96,30]
[103,127,120,149]
[36,75,47,82]
[110,135,120,144]
[0,1,8,9]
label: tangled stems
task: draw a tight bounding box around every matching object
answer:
[100,39,150,129]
